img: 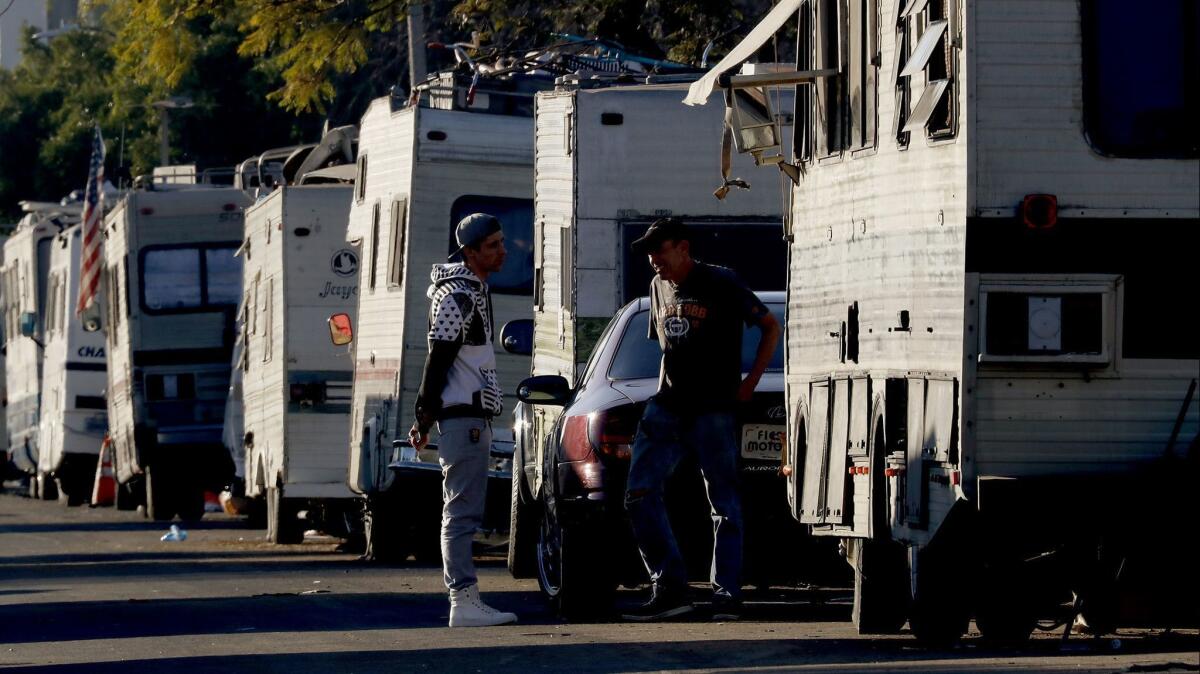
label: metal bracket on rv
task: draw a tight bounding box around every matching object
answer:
[716,68,837,90]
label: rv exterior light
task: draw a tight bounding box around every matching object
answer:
[19,312,37,338]
[328,313,354,346]
[1022,194,1057,229]
[140,207,155,216]
[222,203,238,212]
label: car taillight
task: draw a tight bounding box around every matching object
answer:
[561,415,592,462]
[589,407,638,460]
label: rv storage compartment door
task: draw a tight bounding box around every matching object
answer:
[823,378,851,525]
[799,380,830,524]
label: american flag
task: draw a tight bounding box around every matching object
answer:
[76,126,105,317]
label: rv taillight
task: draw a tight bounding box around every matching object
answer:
[289,382,326,406]
[222,203,238,212]
[139,207,154,216]
[1022,194,1057,229]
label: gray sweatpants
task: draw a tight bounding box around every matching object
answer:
[436,417,491,591]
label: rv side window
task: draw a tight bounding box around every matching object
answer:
[140,244,242,313]
[896,0,958,140]
[263,277,274,363]
[356,154,368,202]
[815,0,845,156]
[369,201,381,293]
[849,0,880,150]
[794,2,815,162]
[447,195,534,296]
[1083,0,1199,158]
[388,198,407,289]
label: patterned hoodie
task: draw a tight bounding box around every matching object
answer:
[414,263,503,429]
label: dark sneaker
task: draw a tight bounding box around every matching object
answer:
[710,595,743,621]
[621,587,694,622]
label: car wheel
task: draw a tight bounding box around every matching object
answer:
[537,485,615,621]
[266,486,303,544]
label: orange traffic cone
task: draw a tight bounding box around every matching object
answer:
[91,436,116,507]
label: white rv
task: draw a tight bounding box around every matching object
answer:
[1,201,80,498]
[508,79,795,574]
[241,184,358,543]
[690,0,1200,642]
[102,183,253,520]
[342,72,552,558]
[36,225,108,505]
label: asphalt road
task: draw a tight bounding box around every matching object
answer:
[0,493,1196,673]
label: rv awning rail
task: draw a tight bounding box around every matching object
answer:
[683,0,807,105]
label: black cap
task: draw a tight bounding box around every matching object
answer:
[630,217,689,255]
[450,212,503,259]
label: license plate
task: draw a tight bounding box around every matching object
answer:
[741,424,785,462]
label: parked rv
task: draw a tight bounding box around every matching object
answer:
[689,0,1200,642]
[241,183,358,543]
[340,67,556,558]
[102,178,252,520]
[2,200,81,498]
[36,225,108,505]
[507,78,795,581]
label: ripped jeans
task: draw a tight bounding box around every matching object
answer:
[624,398,743,599]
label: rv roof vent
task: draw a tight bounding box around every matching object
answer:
[293,227,311,237]
[427,130,448,141]
[601,113,624,126]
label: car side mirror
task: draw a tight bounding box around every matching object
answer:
[328,313,354,346]
[500,318,533,356]
[19,312,37,338]
[517,375,572,407]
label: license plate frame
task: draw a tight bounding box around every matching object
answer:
[740,424,785,462]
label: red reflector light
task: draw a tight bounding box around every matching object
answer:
[223,203,238,212]
[1022,194,1057,229]
[140,207,154,216]
[950,470,961,486]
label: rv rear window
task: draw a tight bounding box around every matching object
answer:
[1083,0,1199,158]
[448,195,534,295]
[140,244,242,313]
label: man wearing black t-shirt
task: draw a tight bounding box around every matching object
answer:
[621,218,781,622]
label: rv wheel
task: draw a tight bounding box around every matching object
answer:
[266,486,304,544]
[850,538,910,634]
[115,478,143,511]
[361,496,410,562]
[34,471,59,501]
[144,463,178,521]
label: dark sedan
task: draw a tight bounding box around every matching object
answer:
[510,292,842,619]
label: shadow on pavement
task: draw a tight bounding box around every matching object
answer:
[0,519,252,535]
[6,634,1200,674]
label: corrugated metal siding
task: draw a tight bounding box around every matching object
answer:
[972,0,1199,214]
[346,102,414,494]
[532,92,577,382]
[787,0,968,544]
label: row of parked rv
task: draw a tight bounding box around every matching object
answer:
[4,0,1198,643]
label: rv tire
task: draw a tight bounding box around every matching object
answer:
[849,538,910,634]
[266,486,304,544]
[361,496,409,562]
[144,463,178,521]
[508,441,540,578]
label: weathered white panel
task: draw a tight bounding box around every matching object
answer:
[972,0,1199,213]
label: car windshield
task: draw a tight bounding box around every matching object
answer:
[608,303,784,381]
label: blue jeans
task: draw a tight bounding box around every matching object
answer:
[624,398,743,599]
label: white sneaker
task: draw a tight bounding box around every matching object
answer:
[448,584,518,627]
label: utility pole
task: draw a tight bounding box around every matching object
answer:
[407,2,427,95]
